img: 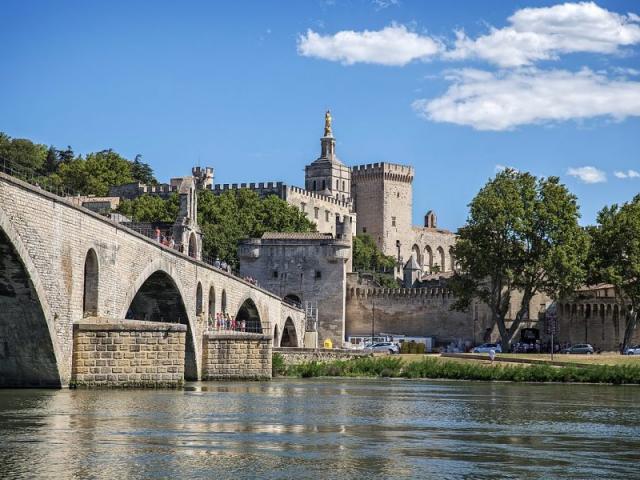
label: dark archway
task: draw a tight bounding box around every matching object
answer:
[236,298,262,333]
[188,233,197,258]
[280,317,298,347]
[208,285,215,319]
[125,270,198,380]
[221,290,227,314]
[83,249,99,317]
[196,282,203,316]
[284,293,301,307]
[0,229,60,387]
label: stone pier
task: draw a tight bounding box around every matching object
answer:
[71,318,186,388]
[202,333,272,380]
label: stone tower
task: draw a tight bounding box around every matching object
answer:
[351,162,415,268]
[305,111,351,202]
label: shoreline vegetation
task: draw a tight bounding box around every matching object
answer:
[272,354,640,385]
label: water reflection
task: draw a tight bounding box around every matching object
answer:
[0,380,639,479]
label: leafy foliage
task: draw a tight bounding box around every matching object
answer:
[198,189,315,267]
[352,234,399,287]
[449,169,588,351]
[117,193,180,223]
[0,132,156,196]
[588,194,640,350]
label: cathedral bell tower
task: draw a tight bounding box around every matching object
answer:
[304,110,351,202]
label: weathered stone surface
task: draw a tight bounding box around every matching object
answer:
[0,173,304,387]
[72,318,186,387]
[202,333,272,380]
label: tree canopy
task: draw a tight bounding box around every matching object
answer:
[352,234,398,288]
[588,194,640,350]
[117,193,179,223]
[450,169,588,350]
[0,132,156,196]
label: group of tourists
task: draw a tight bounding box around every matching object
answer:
[212,258,232,273]
[208,312,247,332]
[244,276,258,286]
[154,227,176,249]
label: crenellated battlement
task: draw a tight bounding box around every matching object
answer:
[348,286,452,299]
[286,185,353,208]
[350,162,414,183]
[211,181,285,192]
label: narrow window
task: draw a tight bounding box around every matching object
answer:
[315,270,322,279]
[322,180,326,190]
[273,270,278,278]
[313,180,317,190]
[363,227,367,233]
[314,207,319,219]
[392,216,396,227]
[325,210,330,222]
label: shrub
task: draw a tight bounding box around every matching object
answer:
[272,353,286,377]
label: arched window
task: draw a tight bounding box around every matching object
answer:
[436,246,445,272]
[221,289,227,314]
[411,244,421,267]
[196,282,203,316]
[188,233,197,258]
[83,249,99,317]
[208,285,215,318]
[424,246,433,273]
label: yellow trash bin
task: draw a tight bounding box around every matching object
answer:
[323,338,333,349]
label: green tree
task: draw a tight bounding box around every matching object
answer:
[450,169,588,351]
[117,193,179,223]
[198,189,315,267]
[0,133,48,175]
[58,149,140,196]
[352,234,395,272]
[588,195,640,352]
[131,154,156,185]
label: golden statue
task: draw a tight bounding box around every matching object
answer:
[324,110,332,137]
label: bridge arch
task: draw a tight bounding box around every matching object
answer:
[280,317,298,347]
[120,261,200,380]
[274,324,280,347]
[208,285,215,318]
[235,296,263,333]
[196,282,203,316]
[0,210,64,387]
[83,248,99,317]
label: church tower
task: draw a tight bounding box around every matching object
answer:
[305,111,351,202]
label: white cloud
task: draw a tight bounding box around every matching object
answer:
[297,24,441,66]
[614,169,640,178]
[567,166,607,183]
[445,2,640,67]
[412,68,640,130]
[372,0,399,10]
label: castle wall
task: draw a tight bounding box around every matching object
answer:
[285,186,354,239]
[239,235,350,347]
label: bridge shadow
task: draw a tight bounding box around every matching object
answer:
[125,271,198,380]
[0,229,61,387]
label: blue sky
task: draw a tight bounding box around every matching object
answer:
[1,0,639,230]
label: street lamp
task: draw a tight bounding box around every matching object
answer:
[371,295,375,345]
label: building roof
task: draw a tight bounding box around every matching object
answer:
[261,232,334,240]
[404,255,420,271]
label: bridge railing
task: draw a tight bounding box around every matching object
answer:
[1,157,79,198]
[204,316,264,334]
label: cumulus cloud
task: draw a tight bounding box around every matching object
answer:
[614,169,640,178]
[567,166,607,183]
[412,68,640,130]
[445,2,640,67]
[297,24,441,66]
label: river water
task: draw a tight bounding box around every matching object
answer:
[0,379,638,479]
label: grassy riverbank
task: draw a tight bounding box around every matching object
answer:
[274,355,640,384]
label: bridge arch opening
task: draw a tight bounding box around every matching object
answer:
[284,293,301,307]
[221,289,227,314]
[188,233,197,258]
[125,270,198,380]
[236,298,262,333]
[0,228,61,387]
[196,282,203,316]
[208,285,215,319]
[83,249,99,317]
[280,317,298,347]
[274,324,280,347]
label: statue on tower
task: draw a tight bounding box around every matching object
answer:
[324,110,332,137]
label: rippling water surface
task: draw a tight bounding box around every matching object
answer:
[0,379,639,479]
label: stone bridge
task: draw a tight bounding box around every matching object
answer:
[0,173,305,387]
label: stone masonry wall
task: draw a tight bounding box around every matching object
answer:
[273,347,368,365]
[71,318,186,387]
[202,333,272,380]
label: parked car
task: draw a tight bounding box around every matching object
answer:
[562,344,594,354]
[624,345,640,355]
[472,343,502,354]
[363,342,400,354]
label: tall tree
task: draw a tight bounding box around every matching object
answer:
[131,154,156,185]
[58,149,138,196]
[588,195,640,352]
[450,169,588,351]
[0,133,48,175]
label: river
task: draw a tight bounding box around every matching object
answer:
[0,379,638,479]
